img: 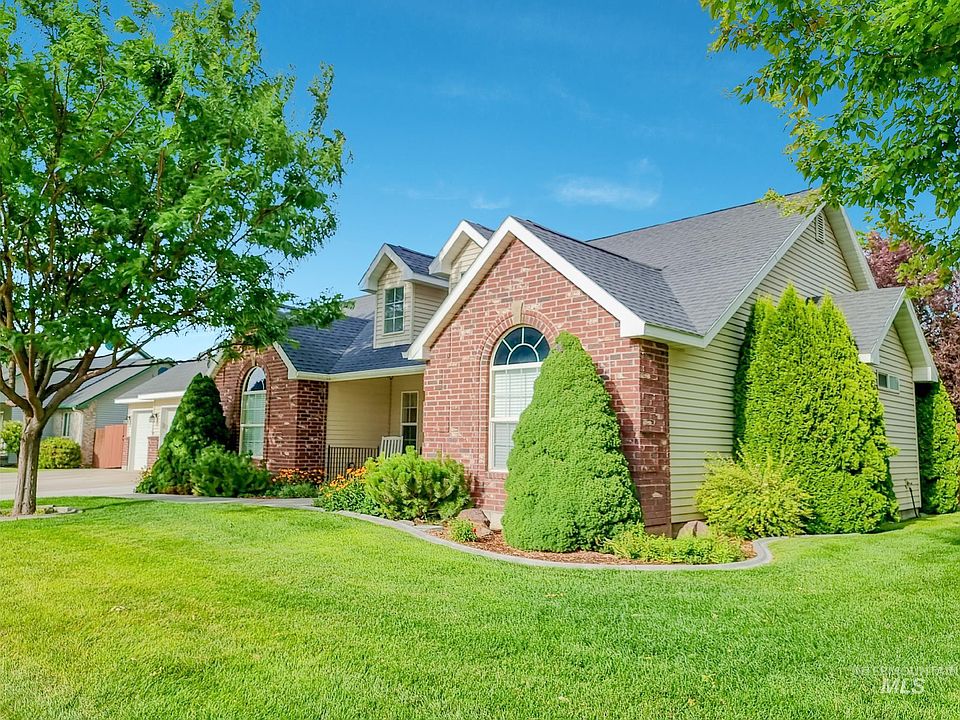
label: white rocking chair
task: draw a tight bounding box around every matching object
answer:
[379,436,404,457]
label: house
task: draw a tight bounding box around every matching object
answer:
[8,354,167,467]
[214,196,937,534]
[115,359,214,472]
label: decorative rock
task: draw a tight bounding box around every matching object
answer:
[457,508,490,528]
[474,525,494,539]
[677,520,710,538]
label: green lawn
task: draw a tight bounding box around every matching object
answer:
[0,499,957,719]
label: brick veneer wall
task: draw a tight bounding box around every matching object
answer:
[422,238,673,533]
[215,346,328,473]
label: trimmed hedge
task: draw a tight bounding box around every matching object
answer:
[736,286,898,533]
[136,374,229,494]
[38,437,82,469]
[502,331,642,552]
[916,383,960,514]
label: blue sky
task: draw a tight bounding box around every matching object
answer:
[152,1,822,359]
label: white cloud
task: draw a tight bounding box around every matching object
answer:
[384,183,510,211]
[552,176,660,210]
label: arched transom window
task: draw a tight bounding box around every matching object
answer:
[490,326,550,470]
[240,367,266,458]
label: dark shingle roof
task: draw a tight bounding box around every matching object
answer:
[466,221,495,240]
[279,296,422,376]
[386,244,435,277]
[515,219,697,334]
[587,194,812,334]
[119,359,213,399]
[831,287,905,356]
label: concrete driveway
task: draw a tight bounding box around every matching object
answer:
[0,468,140,500]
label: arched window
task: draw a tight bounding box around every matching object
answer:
[490,326,550,470]
[239,367,266,458]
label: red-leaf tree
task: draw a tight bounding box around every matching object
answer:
[864,233,960,410]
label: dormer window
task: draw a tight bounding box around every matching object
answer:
[384,286,405,334]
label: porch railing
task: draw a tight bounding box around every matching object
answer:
[325,446,378,479]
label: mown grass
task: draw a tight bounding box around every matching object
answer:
[0,498,957,719]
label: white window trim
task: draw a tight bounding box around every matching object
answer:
[400,390,419,450]
[383,286,405,335]
[239,370,267,459]
[877,371,900,393]
[488,359,543,471]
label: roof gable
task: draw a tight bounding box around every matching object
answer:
[428,220,493,276]
[359,244,446,292]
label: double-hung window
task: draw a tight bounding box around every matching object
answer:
[384,287,405,334]
[240,367,267,458]
[400,391,419,450]
[489,327,550,471]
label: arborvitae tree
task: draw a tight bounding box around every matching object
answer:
[916,383,960,514]
[137,374,230,494]
[502,332,642,552]
[733,301,769,456]
[738,286,898,533]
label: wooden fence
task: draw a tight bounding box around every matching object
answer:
[93,424,125,468]
[325,446,378,479]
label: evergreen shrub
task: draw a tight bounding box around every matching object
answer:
[38,437,82,469]
[190,445,270,497]
[501,331,642,552]
[916,383,960,514]
[364,448,469,520]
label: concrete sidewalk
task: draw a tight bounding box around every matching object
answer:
[0,469,140,500]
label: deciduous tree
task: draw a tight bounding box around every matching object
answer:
[703,0,960,262]
[0,0,345,514]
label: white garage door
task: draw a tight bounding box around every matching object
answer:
[130,411,151,471]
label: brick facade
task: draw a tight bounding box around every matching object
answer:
[422,238,673,533]
[215,346,328,473]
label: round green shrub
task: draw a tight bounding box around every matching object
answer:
[364,448,469,521]
[190,445,270,497]
[1,421,22,455]
[736,287,898,533]
[502,331,642,552]
[38,436,82,469]
[142,374,229,494]
[697,453,810,538]
[916,382,960,514]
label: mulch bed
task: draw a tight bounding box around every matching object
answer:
[429,528,756,566]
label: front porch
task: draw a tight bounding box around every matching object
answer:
[324,372,423,478]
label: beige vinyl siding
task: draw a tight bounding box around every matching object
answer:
[326,378,391,448]
[388,374,425,448]
[412,284,447,337]
[449,242,482,286]
[374,264,413,348]
[669,213,862,522]
[877,327,921,513]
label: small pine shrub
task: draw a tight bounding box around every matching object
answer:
[916,383,960,514]
[696,453,810,539]
[190,446,271,497]
[364,448,470,521]
[604,524,745,564]
[313,467,381,515]
[447,518,478,543]
[38,437,82,469]
[502,332,642,552]
[144,374,229,495]
[1,421,22,455]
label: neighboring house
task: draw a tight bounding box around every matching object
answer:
[8,354,167,467]
[115,359,214,472]
[214,198,937,534]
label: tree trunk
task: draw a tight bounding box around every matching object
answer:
[12,420,43,517]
